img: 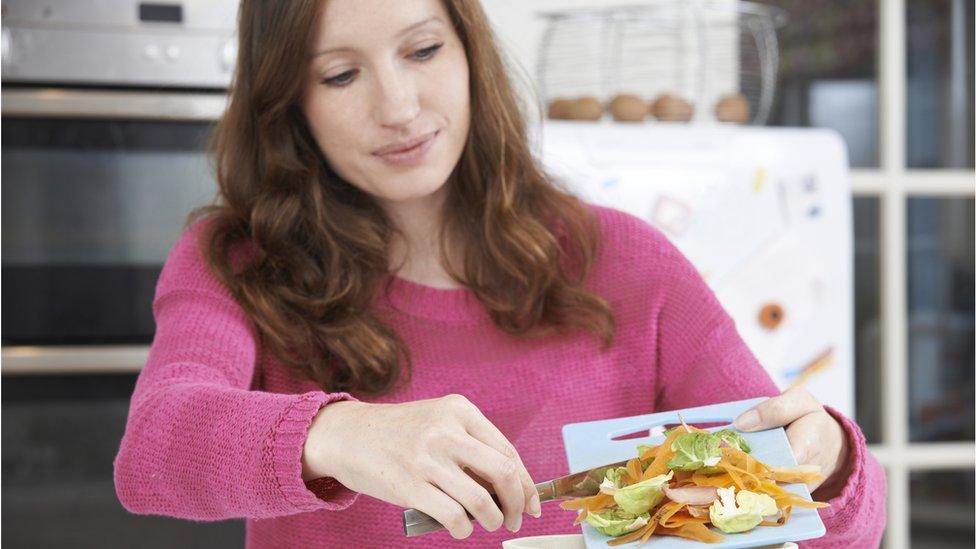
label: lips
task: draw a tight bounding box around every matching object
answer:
[373,131,438,156]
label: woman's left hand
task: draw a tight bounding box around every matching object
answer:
[733,386,851,496]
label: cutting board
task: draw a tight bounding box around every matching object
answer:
[561,397,826,548]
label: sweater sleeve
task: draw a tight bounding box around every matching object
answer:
[800,406,887,548]
[113,222,360,520]
[649,227,886,548]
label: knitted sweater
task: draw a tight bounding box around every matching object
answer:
[114,204,886,548]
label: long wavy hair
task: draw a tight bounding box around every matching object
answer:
[189,0,615,398]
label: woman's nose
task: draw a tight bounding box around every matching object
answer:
[373,67,420,128]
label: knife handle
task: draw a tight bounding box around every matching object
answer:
[403,482,554,537]
[402,506,448,537]
[402,493,502,537]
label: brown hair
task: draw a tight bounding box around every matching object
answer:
[189,0,615,398]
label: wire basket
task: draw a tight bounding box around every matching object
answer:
[536,0,787,125]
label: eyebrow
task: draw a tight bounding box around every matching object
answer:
[311,16,444,58]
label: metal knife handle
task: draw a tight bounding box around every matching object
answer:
[403,482,553,537]
[402,494,502,537]
[402,506,449,537]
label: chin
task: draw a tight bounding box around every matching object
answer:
[375,171,452,203]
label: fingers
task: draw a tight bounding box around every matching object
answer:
[432,465,508,534]
[734,387,824,432]
[785,412,826,464]
[460,402,542,518]
[786,413,834,491]
[453,438,527,532]
[786,411,848,493]
[412,481,475,539]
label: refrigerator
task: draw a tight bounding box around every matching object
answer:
[535,122,855,417]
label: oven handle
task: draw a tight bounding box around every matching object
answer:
[1,345,149,375]
[1,89,227,121]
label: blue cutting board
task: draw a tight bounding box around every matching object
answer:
[561,397,826,548]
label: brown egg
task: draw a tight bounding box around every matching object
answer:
[714,93,751,124]
[650,93,694,122]
[609,94,647,122]
[571,96,604,121]
[758,302,785,330]
[648,95,660,112]
[547,98,574,120]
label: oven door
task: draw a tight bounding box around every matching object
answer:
[1,88,226,370]
[1,88,244,546]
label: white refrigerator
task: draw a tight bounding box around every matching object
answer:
[536,122,855,417]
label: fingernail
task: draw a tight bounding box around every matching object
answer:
[529,493,542,518]
[508,514,522,532]
[735,410,760,431]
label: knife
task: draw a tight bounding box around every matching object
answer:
[402,457,632,537]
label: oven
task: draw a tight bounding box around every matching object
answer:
[2,1,244,545]
[1,0,238,364]
[1,96,221,354]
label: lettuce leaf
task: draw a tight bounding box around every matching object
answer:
[714,429,752,453]
[667,432,722,471]
[585,509,650,536]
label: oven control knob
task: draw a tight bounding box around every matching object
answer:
[143,44,161,61]
[165,45,180,61]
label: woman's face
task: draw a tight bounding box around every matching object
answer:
[302,0,471,207]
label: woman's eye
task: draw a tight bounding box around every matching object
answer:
[320,44,442,88]
[323,70,356,87]
[412,43,443,61]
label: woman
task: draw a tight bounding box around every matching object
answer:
[113,0,886,546]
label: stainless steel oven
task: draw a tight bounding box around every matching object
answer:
[1,93,223,366]
[2,0,238,370]
[2,2,244,545]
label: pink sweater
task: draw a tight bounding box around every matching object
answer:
[114,204,885,548]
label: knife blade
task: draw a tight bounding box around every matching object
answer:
[402,457,632,537]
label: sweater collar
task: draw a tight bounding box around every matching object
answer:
[374,274,492,324]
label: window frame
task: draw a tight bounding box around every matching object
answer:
[864,1,975,547]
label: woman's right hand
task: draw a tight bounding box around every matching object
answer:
[301,394,542,539]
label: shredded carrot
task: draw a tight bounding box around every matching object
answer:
[721,447,766,472]
[769,465,826,484]
[657,522,725,543]
[559,492,614,512]
[652,501,687,526]
[775,493,830,510]
[607,520,656,546]
[756,504,787,527]
[626,458,642,485]
[660,511,711,529]
[639,523,656,543]
[638,444,658,462]
[588,494,617,512]
[642,426,690,480]
[721,462,762,491]
[691,472,735,487]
